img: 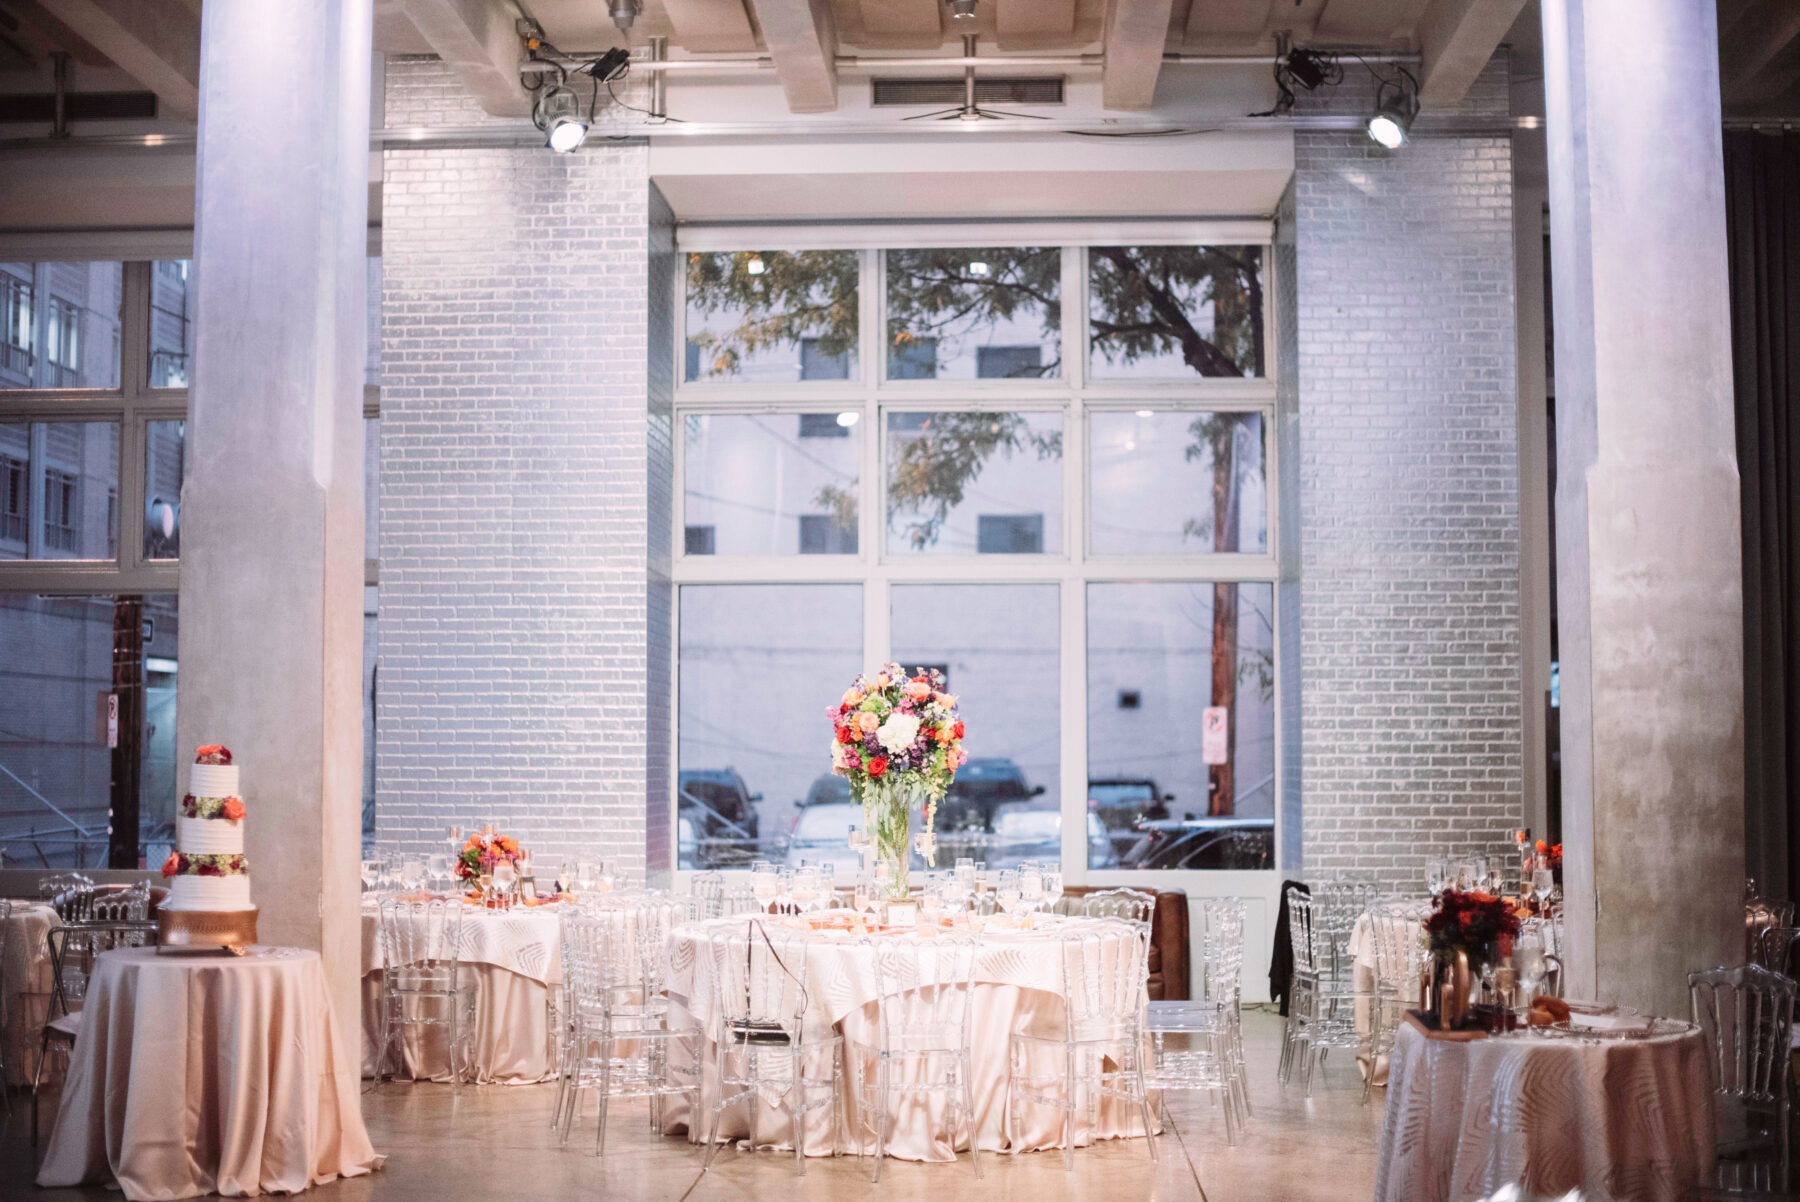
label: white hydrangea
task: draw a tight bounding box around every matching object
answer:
[876,711,921,755]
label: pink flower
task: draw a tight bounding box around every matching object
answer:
[905,680,931,702]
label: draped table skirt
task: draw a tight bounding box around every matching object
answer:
[2,900,58,1087]
[35,945,382,1201]
[658,916,1158,1161]
[1374,1019,1714,1202]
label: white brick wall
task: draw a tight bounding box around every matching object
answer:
[376,57,661,878]
[1294,59,1524,888]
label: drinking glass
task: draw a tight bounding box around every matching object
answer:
[790,867,822,912]
[751,863,782,910]
[427,853,450,893]
[1020,869,1045,916]
[941,871,970,915]
[996,870,1023,922]
[1531,860,1555,910]
[1425,857,1447,895]
[360,859,380,895]
[1515,931,1549,1017]
[447,825,464,853]
[575,860,598,895]
[1043,870,1064,914]
[492,861,517,907]
[1485,859,1507,895]
[399,859,424,894]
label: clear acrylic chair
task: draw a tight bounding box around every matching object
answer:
[88,882,152,924]
[1080,887,1156,928]
[33,920,156,1144]
[854,932,983,1181]
[689,872,726,920]
[1362,899,1430,1103]
[555,898,702,1155]
[1755,924,1800,976]
[1280,882,1373,1095]
[1008,919,1158,1170]
[700,920,842,1175]
[375,897,471,1090]
[1145,898,1247,1143]
[1691,963,1797,1193]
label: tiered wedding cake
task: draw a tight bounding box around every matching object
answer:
[157,744,257,951]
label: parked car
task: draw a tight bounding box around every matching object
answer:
[985,802,1118,869]
[1087,778,1173,858]
[1119,816,1274,870]
[678,768,763,868]
[797,774,852,808]
[939,758,1044,833]
[781,801,863,880]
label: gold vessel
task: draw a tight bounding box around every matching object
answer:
[156,908,258,954]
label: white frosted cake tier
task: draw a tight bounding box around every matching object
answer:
[164,875,254,912]
[177,815,244,855]
[190,763,240,798]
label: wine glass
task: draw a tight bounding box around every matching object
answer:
[1042,869,1064,914]
[995,870,1023,923]
[1485,858,1507,896]
[750,862,781,911]
[574,860,597,895]
[447,825,464,855]
[1515,930,1549,1019]
[790,866,822,913]
[492,860,517,908]
[1531,859,1555,911]
[1425,857,1446,895]
[360,859,380,896]
[427,852,450,894]
[1019,868,1045,918]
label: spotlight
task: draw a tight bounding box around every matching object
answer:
[967,260,990,278]
[948,0,978,19]
[836,411,860,428]
[535,86,587,152]
[746,255,767,276]
[1135,409,1154,418]
[1367,76,1418,149]
[610,0,640,33]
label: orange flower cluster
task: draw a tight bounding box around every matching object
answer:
[1534,839,1563,869]
[456,832,522,881]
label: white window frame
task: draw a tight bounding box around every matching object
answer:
[668,227,1286,997]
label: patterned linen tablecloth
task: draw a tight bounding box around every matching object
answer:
[1375,1019,1714,1202]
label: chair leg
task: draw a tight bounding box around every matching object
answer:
[1134,1046,1158,1163]
[701,1043,730,1171]
[1062,1045,1077,1173]
[870,1055,884,1183]
[791,1047,808,1177]
[594,1032,611,1158]
[962,1056,983,1179]
[31,1031,50,1146]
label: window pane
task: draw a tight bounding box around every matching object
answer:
[0,593,179,870]
[885,248,1060,381]
[1089,410,1267,554]
[885,410,1062,555]
[0,421,119,560]
[0,261,123,389]
[149,260,194,388]
[1086,582,1275,870]
[1088,246,1264,379]
[144,420,185,559]
[684,251,859,383]
[892,584,1060,869]
[683,412,860,556]
[679,584,862,869]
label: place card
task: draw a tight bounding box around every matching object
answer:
[883,899,919,929]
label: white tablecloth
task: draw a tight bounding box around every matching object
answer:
[36,946,382,1201]
[661,914,1156,1161]
[361,903,564,1084]
[1374,1019,1715,1202]
[3,900,58,1086]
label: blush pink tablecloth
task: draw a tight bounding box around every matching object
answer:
[2,901,58,1087]
[36,946,383,1200]
[660,915,1156,1161]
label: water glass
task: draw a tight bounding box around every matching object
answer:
[427,852,450,893]
[360,859,380,895]
[995,870,1023,921]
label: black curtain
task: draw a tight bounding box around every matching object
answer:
[1728,129,1800,904]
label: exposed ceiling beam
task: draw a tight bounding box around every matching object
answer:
[6,1,115,67]
[748,0,838,113]
[1101,0,1175,111]
[662,0,759,53]
[1414,0,1526,107]
[33,0,199,118]
[996,0,1076,50]
[396,0,531,118]
[1719,0,1800,104]
[855,0,940,50]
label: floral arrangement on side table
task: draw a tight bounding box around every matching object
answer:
[456,831,522,882]
[1425,888,1521,970]
[829,664,965,899]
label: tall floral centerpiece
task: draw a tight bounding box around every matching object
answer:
[830,664,965,899]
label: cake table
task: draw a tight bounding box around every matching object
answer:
[36,945,382,1200]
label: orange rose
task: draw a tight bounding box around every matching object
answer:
[160,852,181,877]
[221,797,246,821]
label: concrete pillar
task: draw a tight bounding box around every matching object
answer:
[177,0,371,1036]
[1540,0,1743,1017]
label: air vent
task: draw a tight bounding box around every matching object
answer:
[870,76,1065,107]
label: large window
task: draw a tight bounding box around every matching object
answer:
[674,238,1279,877]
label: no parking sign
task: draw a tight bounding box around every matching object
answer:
[1202,706,1228,765]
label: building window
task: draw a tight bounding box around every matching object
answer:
[0,454,24,542]
[684,525,716,555]
[43,467,77,551]
[976,513,1044,554]
[2,275,31,381]
[46,297,81,371]
[797,412,850,438]
[799,513,857,554]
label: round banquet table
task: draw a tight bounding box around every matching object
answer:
[361,902,563,1084]
[1374,1017,1715,1202]
[35,945,382,1201]
[660,913,1158,1161]
[2,900,58,1087]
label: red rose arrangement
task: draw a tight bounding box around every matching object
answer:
[1424,888,1521,970]
[161,851,249,877]
[1534,839,1563,869]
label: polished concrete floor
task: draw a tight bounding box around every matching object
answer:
[4,1009,1385,1201]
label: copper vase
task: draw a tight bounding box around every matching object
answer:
[1437,949,1473,1029]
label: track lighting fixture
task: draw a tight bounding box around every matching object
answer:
[610,0,641,33]
[949,0,979,19]
[535,85,587,152]
[1367,71,1419,149]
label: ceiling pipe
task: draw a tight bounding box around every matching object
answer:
[517,50,1422,74]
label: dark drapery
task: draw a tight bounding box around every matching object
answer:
[1728,129,1800,904]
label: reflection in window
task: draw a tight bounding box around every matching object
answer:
[0,421,120,560]
[678,584,862,869]
[892,583,1061,867]
[0,262,123,389]
[683,412,859,555]
[1090,411,1267,554]
[0,593,180,869]
[885,248,1060,380]
[145,420,185,559]
[1089,246,1264,379]
[149,260,193,388]
[685,251,859,383]
[885,410,1062,555]
[1087,581,1275,870]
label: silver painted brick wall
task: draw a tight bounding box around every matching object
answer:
[376,57,656,877]
[1295,59,1524,889]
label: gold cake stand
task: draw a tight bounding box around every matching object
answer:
[157,908,258,955]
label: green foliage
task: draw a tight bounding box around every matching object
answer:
[885,248,1061,378]
[685,251,858,379]
[887,413,1062,549]
[1089,245,1264,378]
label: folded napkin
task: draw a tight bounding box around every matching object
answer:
[1566,1011,1652,1033]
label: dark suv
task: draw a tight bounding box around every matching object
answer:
[677,768,763,867]
[938,758,1045,834]
[1087,778,1173,859]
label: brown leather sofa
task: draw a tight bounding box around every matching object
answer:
[1060,885,1190,1001]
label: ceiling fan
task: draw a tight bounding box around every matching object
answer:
[903,34,1050,124]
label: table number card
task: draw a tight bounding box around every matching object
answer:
[884,899,919,929]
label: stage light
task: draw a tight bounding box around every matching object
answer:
[1367,77,1418,149]
[746,255,766,276]
[949,0,978,19]
[610,0,640,32]
[536,86,587,152]
[968,260,990,278]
